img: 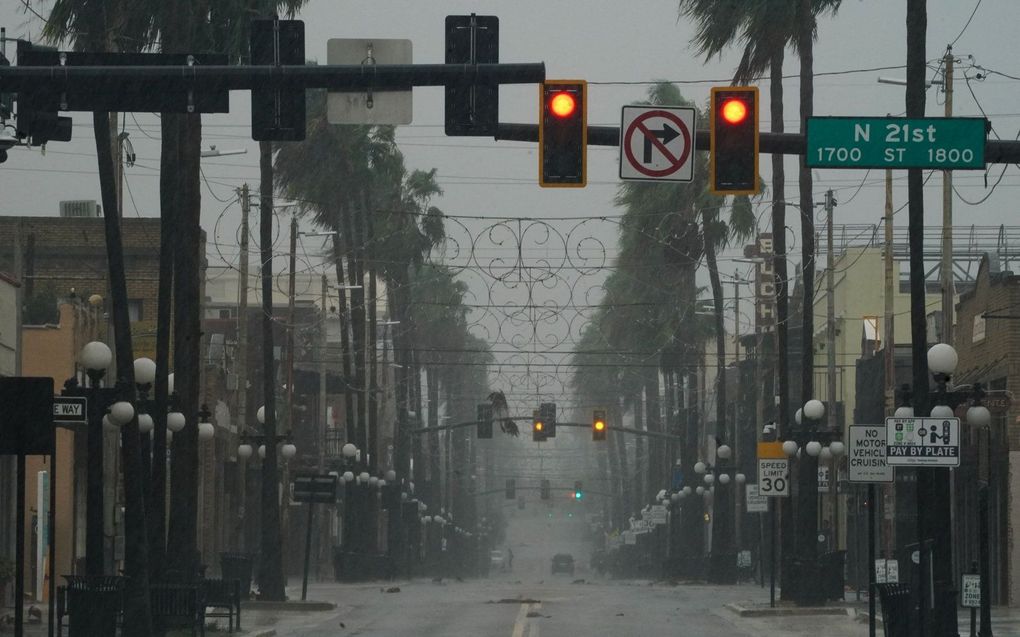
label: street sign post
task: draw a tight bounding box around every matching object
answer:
[619,105,696,182]
[745,484,768,513]
[757,442,790,497]
[817,466,831,494]
[649,505,667,525]
[886,417,961,467]
[962,574,981,608]
[849,424,894,482]
[806,117,986,170]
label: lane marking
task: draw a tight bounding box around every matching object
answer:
[527,602,542,637]
[511,603,530,637]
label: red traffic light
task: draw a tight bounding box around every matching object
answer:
[721,98,748,125]
[549,92,577,118]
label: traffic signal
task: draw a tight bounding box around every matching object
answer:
[709,86,759,195]
[540,479,551,500]
[505,478,515,500]
[476,403,493,439]
[14,41,72,147]
[539,80,587,187]
[574,481,583,501]
[532,409,546,442]
[592,409,607,441]
[539,402,557,438]
[250,19,306,141]
[445,14,499,136]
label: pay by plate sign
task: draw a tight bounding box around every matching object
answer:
[886,417,961,467]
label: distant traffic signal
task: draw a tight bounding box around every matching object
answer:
[541,479,551,500]
[505,478,516,500]
[250,19,306,141]
[477,403,493,439]
[539,80,587,187]
[574,481,583,501]
[540,402,557,438]
[592,409,607,441]
[709,86,759,195]
[532,409,546,442]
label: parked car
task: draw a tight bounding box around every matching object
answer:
[551,553,575,575]
[490,550,506,571]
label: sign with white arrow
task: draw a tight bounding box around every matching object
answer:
[620,105,696,182]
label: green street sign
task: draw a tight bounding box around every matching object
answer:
[806,117,986,169]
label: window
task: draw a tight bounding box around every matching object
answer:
[128,300,143,322]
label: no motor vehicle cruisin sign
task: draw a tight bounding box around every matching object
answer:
[885,417,960,467]
[848,424,893,483]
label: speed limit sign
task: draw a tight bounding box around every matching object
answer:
[757,458,790,497]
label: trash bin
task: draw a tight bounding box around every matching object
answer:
[220,552,254,600]
[63,575,124,637]
[788,558,827,606]
[876,582,914,637]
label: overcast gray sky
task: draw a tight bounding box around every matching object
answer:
[2,0,1018,412]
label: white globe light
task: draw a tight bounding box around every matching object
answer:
[258,445,266,459]
[719,473,731,485]
[820,446,833,460]
[385,469,397,482]
[166,429,173,444]
[167,373,175,395]
[109,401,135,426]
[401,492,408,500]
[930,405,954,418]
[927,343,959,375]
[682,486,692,495]
[806,441,822,457]
[735,473,746,484]
[166,411,186,433]
[343,471,354,483]
[423,516,432,524]
[377,480,387,489]
[237,444,253,459]
[894,406,915,418]
[795,408,803,425]
[782,440,799,456]
[368,476,379,487]
[694,461,707,474]
[281,443,297,459]
[80,341,113,371]
[198,421,215,442]
[804,399,825,420]
[359,472,370,483]
[967,405,991,427]
[137,413,154,434]
[703,488,713,500]
[256,406,266,424]
[133,357,156,385]
[342,443,357,458]
[704,474,715,484]
[716,444,732,460]
[696,486,705,495]
[670,493,680,502]
[829,441,846,457]
[677,490,687,499]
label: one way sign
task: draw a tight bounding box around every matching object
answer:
[620,105,696,183]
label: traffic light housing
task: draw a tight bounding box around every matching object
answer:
[592,409,607,441]
[445,14,499,136]
[505,478,515,500]
[540,479,551,500]
[13,41,72,147]
[539,80,586,187]
[250,19,306,141]
[476,403,493,439]
[709,86,759,195]
[574,481,583,501]
[539,402,557,438]
[532,409,546,442]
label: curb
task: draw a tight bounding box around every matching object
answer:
[724,602,854,617]
[242,600,337,612]
[250,631,276,637]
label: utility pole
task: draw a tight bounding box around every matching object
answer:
[236,184,250,550]
[941,48,954,346]
[825,189,837,434]
[288,215,298,438]
[882,169,896,558]
[319,273,328,473]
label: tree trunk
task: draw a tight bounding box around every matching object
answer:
[363,197,379,471]
[92,111,153,636]
[426,367,441,510]
[605,404,622,527]
[630,394,645,516]
[330,236,356,445]
[643,367,662,501]
[611,400,629,526]
[257,140,286,600]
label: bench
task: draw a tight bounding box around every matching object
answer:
[151,584,206,637]
[202,578,242,632]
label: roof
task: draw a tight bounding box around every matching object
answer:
[0,272,21,287]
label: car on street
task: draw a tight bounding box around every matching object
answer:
[551,553,575,575]
[489,550,505,571]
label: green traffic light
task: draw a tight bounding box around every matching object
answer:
[574,491,582,500]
